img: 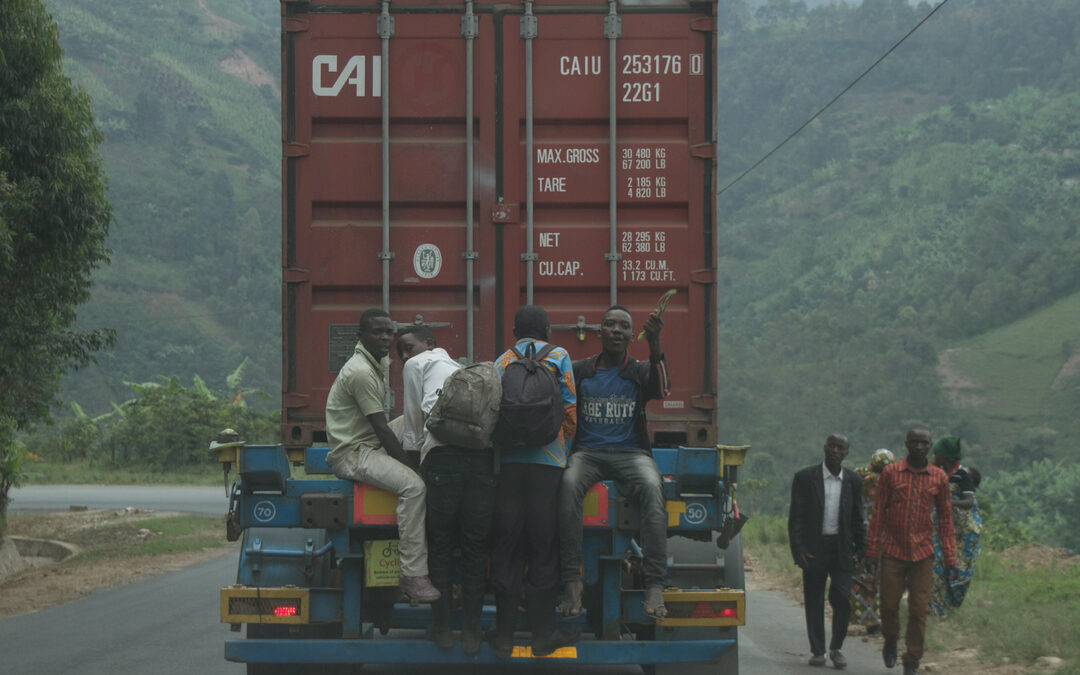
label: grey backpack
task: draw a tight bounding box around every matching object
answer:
[424,362,502,450]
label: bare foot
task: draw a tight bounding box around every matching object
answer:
[559,579,583,617]
[643,586,668,619]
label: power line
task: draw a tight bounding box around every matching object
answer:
[716,0,954,197]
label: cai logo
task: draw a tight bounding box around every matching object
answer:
[312,55,382,97]
[413,244,443,279]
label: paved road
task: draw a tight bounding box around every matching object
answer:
[8,484,230,515]
[4,488,891,674]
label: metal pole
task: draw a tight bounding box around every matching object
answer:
[463,0,478,362]
[605,0,622,306]
[378,0,395,313]
[521,0,537,305]
[378,0,395,410]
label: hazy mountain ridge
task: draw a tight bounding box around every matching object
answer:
[40,0,1080,511]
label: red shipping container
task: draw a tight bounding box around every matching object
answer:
[282,0,718,450]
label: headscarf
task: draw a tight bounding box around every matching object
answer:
[932,436,962,463]
[870,448,895,471]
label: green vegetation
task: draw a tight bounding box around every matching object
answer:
[1,0,114,536]
[924,549,1080,671]
[711,1,1080,525]
[20,361,278,477]
[38,0,282,414]
[13,0,1077,549]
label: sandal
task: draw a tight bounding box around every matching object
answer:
[559,579,583,617]
[643,587,668,619]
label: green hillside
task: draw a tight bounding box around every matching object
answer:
[29,0,1080,534]
[940,290,1080,468]
[45,0,281,412]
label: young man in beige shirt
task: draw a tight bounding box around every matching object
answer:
[324,308,438,603]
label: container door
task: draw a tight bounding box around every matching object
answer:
[497,5,716,446]
[282,1,716,448]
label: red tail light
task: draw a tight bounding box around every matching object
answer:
[690,602,737,619]
[273,606,298,617]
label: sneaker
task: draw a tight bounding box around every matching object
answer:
[809,653,827,666]
[903,663,919,675]
[399,575,441,603]
[883,639,898,669]
[829,650,847,669]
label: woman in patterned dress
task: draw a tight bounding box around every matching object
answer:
[848,448,894,632]
[929,436,982,616]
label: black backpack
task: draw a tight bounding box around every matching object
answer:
[493,343,564,452]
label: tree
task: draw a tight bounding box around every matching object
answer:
[0,0,114,523]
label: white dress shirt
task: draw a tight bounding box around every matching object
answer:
[821,462,844,535]
[400,347,461,462]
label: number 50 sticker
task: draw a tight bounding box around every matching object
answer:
[253,500,277,523]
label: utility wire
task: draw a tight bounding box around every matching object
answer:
[717,0,954,197]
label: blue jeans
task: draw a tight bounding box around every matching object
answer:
[558,449,668,588]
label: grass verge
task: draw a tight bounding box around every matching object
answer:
[7,511,229,559]
[743,515,1080,673]
[923,545,1080,673]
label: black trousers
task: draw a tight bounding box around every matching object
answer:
[421,447,496,600]
[490,462,563,596]
[802,535,853,655]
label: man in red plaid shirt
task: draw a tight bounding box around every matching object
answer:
[866,426,958,675]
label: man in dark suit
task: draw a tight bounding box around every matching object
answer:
[788,433,866,669]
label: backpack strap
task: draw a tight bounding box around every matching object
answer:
[533,343,556,362]
[511,342,556,362]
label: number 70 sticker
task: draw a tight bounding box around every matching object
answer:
[253,500,277,523]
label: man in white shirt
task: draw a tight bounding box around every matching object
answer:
[788,433,866,670]
[396,326,496,656]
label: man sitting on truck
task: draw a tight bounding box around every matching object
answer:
[324,308,440,603]
[557,305,671,619]
[395,325,496,655]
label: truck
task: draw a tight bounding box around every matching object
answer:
[214,0,748,671]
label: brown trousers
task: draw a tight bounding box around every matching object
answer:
[879,555,934,665]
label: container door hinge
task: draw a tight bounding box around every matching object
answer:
[492,202,519,223]
[284,393,310,409]
[690,269,715,285]
[461,15,479,39]
[285,143,309,158]
[690,394,715,410]
[690,143,715,159]
[553,315,600,342]
[691,17,715,33]
[283,267,310,284]
[283,18,309,33]
[404,314,452,329]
